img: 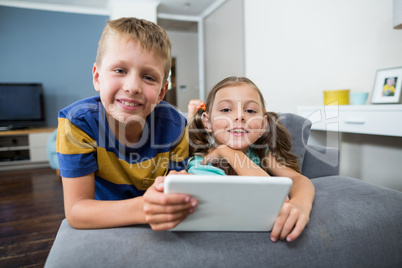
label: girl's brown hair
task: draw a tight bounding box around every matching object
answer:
[189,76,300,173]
[96,17,172,82]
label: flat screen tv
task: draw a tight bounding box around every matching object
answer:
[0,83,46,130]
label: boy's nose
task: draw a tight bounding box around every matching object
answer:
[123,76,142,94]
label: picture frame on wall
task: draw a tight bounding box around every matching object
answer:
[371,66,402,104]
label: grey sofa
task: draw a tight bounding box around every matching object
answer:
[45,113,402,267]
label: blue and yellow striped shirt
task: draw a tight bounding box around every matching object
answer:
[57,96,188,200]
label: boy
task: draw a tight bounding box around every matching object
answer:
[57,17,197,230]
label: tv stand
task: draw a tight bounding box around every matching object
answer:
[0,126,11,131]
[0,127,55,171]
[0,124,46,131]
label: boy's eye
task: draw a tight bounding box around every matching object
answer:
[114,68,126,74]
[144,75,156,82]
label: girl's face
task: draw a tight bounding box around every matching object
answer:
[203,84,267,151]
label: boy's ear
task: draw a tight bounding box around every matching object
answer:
[260,114,268,135]
[92,63,100,92]
[157,81,169,103]
[202,113,213,132]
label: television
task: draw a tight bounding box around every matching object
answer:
[0,83,46,130]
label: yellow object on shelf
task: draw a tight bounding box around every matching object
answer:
[323,89,350,105]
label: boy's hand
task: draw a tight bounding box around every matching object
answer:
[142,175,197,231]
[270,198,310,242]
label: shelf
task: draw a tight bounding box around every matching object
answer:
[297,105,402,137]
[0,146,30,152]
[0,127,55,136]
[0,159,30,165]
[0,127,55,171]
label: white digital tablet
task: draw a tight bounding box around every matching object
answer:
[164,175,292,232]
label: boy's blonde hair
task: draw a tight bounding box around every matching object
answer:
[96,17,172,82]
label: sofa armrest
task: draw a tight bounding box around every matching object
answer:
[301,144,339,179]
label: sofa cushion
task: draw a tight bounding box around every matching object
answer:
[45,176,402,268]
[278,113,312,169]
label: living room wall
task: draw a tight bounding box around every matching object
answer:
[243,0,402,190]
[204,0,245,93]
[0,6,107,127]
[244,0,402,114]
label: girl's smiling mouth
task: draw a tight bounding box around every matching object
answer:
[228,128,248,135]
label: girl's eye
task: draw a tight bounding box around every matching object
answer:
[220,108,231,113]
[246,109,257,113]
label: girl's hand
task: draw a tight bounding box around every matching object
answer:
[201,145,231,165]
[202,146,268,177]
[142,175,197,231]
[270,198,310,242]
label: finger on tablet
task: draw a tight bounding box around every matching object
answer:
[270,204,291,242]
[149,217,186,231]
[279,211,298,240]
[286,215,308,242]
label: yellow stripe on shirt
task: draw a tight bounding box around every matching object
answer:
[57,118,188,190]
[96,148,170,190]
[57,117,97,155]
[170,126,189,162]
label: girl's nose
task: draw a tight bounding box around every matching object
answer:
[235,109,245,121]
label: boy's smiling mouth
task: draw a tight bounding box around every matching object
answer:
[116,99,142,109]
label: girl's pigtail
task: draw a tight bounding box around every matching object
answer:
[189,108,210,156]
[255,111,300,173]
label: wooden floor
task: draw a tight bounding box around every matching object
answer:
[0,168,64,268]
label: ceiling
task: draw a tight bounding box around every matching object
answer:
[5,0,219,32]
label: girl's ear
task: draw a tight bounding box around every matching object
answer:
[92,63,100,92]
[202,113,213,132]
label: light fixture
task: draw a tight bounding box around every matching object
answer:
[394,0,402,29]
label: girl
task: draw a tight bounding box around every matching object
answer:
[188,76,315,242]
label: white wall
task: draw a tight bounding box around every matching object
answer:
[109,0,159,22]
[244,0,402,191]
[244,0,402,114]
[168,30,199,112]
[204,0,245,93]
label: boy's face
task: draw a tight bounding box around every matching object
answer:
[387,78,395,86]
[92,34,168,127]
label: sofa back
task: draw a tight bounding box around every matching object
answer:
[278,113,312,169]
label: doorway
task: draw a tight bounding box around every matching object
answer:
[163,58,177,107]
